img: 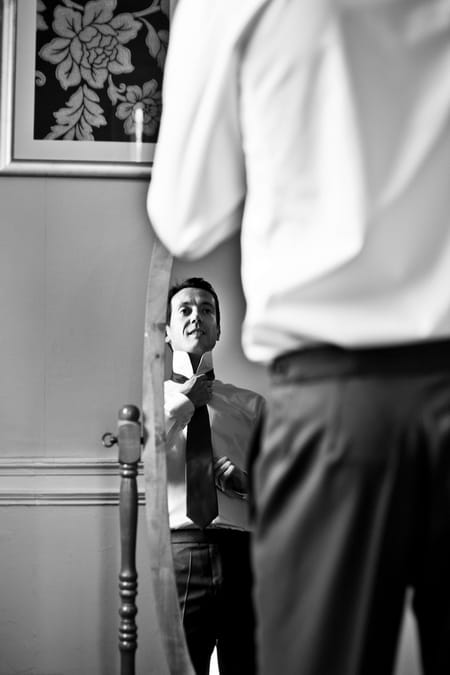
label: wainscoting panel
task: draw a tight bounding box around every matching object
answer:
[0,457,145,505]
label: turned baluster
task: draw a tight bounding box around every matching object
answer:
[117,404,141,675]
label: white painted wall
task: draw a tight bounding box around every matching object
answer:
[0,175,164,674]
[0,171,421,674]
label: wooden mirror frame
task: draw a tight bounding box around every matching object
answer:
[140,1,195,670]
[141,237,195,675]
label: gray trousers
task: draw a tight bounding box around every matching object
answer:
[252,341,450,675]
[170,528,255,675]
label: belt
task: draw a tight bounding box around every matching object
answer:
[270,338,450,382]
[170,528,249,544]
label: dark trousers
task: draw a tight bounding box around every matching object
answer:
[171,528,256,675]
[252,340,450,675]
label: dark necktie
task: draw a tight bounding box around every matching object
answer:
[172,369,218,528]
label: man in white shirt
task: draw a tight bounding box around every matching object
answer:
[164,277,264,675]
[148,2,450,674]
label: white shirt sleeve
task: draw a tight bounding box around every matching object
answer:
[164,389,195,447]
[147,0,246,259]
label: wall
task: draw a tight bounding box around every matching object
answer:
[0,172,265,675]
[0,172,421,674]
[0,175,165,675]
[0,177,152,459]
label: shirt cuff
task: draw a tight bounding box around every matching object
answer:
[165,392,195,426]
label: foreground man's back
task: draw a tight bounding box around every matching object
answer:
[149,0,450,360]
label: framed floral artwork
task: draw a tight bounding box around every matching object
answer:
[0,0,176,177]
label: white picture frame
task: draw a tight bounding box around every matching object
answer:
[0,0,175,177]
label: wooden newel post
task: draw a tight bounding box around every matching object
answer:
[117,404,141,675]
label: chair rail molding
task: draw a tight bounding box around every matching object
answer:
[0,457,145,506]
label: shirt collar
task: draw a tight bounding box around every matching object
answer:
[172,350,214,377]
